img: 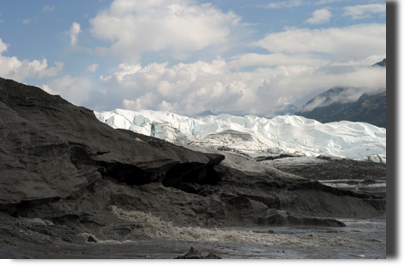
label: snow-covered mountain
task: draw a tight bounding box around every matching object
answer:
[94,109,386,163]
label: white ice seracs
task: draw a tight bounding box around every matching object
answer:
[94,109,386,163]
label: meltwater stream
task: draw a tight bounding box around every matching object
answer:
[64,207,385,259]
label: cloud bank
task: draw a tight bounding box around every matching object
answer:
[81,54,385,117]
[76,21,386,117]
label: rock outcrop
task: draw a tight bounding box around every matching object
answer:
[0,77,224,207]
[0,77,386,257]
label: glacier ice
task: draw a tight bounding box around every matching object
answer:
[94,109,386,163]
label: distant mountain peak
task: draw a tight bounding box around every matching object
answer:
[197,110,216,117]
[372,58,386,67]
[297,87,357,113]
[296,58,387,128]
[296,87,386,128]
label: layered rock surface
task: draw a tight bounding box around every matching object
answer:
[0,77,386,258]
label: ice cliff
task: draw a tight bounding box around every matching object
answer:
[95,109,386,163]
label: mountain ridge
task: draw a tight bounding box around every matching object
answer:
[294,59,386,127]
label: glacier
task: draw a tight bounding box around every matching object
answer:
[94,109,386,163]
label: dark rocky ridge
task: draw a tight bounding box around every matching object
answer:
[0,77,386,258]
[0,78,225,205]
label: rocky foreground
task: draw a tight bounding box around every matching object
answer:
[0,77,385,258]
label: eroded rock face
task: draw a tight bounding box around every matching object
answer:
[0,77,386,253]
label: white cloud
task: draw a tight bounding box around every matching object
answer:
[0,38,64,81]
[89,59,251,114]
[330,54,386,67]
[306,9,332,24]
[22,18,32,25]
[314,0,347,4]
[259,0,353,9]
[41,75,95,105]
[227,52,328,70]
[89,0,242,61]
[123,93,156,111]
[251,24,385,61]
[343,4,386,19]
[41,85,59,95]
[85,64,99,73]
[37,62,64,78]
[69,22,81,47]
[261,0,303,9]
[0,39,7,53]
[43,5,55,12]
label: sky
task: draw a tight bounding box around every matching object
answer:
[0,0,386,117]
